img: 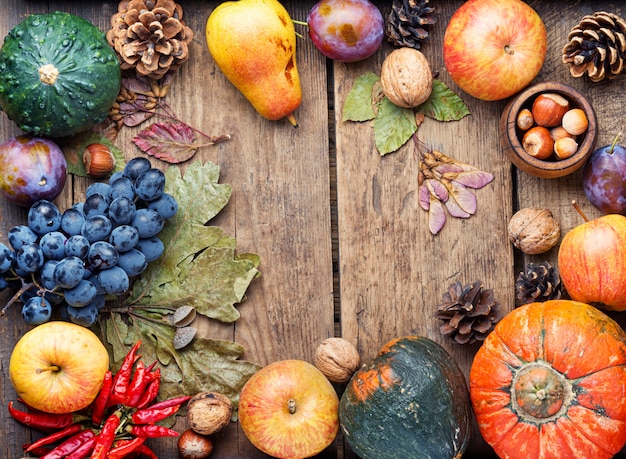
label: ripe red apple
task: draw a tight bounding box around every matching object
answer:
[558,213,626,311]
[443,0,547,101]
[238,359,339,459]
[9,321,110,414]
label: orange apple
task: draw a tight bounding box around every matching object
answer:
[558,214,626,311]
[9,321,109,414]
[238,359,339,459]
[443,0,547,101]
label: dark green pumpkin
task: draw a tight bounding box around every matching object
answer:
[0,11,121,137]
[340,335,471,459]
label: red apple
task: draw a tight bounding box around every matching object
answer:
[558,213,626,311]
[9,321,110,414]
[238,359,339,459]
[443,0,547,101]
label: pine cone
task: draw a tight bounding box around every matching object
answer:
[107,0,194,80]
[562,11,626,82]
[386,0,436,49]
[516,262,566,304]
[435,280,503,345]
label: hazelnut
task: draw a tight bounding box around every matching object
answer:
[554,137,578,159]
[561,108,588,136]
[516,108,534,131]
[178,429,213,459]
[532,93,570,127]
[187,391,233,436]
[549,126,574,141]
[522,126,554,159]
[314,337,360,383]
[507,207,561,255]
[83,143,116,178]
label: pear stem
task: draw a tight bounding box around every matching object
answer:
[572,200,589,222]
[286,113,299,128]
[36,365,60,374]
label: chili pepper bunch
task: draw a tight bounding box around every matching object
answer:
[9,340,191,458]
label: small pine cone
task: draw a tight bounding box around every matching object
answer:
[386,0,436,49]
[435,280,504,345]
[107,0,194,80]
[562,11,626,82]
[516,262,566,305]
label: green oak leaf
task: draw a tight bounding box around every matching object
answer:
[418,80,471,122]
[374,97,417,155]
[342,72,381,122]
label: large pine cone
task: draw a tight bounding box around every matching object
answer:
[386,0,436,49]
[107,0,194,80]
[562,11,626,82]
[515,262,566,305]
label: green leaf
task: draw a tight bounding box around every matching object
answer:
[373,97,417,155]
[342,72,380,122]
[418,80,471,122]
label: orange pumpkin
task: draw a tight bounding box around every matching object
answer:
[469,300,626,458]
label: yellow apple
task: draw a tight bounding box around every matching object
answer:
[238,359,339,459]
[9,321,109,414]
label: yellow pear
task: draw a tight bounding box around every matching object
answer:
[206,0,302,126]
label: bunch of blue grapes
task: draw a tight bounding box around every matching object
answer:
[0,158,178,327]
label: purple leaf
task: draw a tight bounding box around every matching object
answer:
[419,184,430,211]
[434,163,466,175]
[133,122,198,164]
[448,171,494,189]
[428,197,446,234]
[445,197,472,218]
[448,181,477,215]
[426,178,449,202]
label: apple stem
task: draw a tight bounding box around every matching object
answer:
[288,398,296,415]
[609,132,622,154]
[572,200,589,222]
[36,365,60,374]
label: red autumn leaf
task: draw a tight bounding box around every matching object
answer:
[133,122,198,164]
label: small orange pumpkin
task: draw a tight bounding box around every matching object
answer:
[470,300,626,458]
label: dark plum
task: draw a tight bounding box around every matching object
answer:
[582,139,626,215]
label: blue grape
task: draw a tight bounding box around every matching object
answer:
[135,168,165,202]
[65,235,90,259]
[16,242,44,273]
[81,215,113,242]
[61,208,86,236]
[117,249,147,277]
[109,176,135,201]
[53,256,85,289]
[86,182,111,199]
[147,192,178,219]
[39,231,67,260]
[83,193,110,217]
[108,171,124,184]
[88,241,119,269]
[136,237,164,263]
[66,303,99,327]
[97,266,130,295]
[109,196,136,226]
[8,225,38,250]
[89,294,106,311]
[65,279,98,307]
[90,275,105,295]
[0,243,13,272]
[123,157,152,180]
[0,275,9,291]
[28,200,61,235]
[21,296,52,325]
[109,225,139,253]
[40,260,59,290]
[72,201,85,214]
[132,208,164,238]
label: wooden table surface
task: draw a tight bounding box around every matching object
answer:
[1,1,626,458]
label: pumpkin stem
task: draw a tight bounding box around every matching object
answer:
[512,362,572,422]
[38,64,60,85]
[287,398,296,415]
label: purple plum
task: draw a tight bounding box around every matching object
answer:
[582,140,626,214]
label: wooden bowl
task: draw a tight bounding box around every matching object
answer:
[500,81,598,178]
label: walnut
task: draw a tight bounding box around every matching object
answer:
[380,48,434,108]
[314,337,360,384]
[508,207,561,255]
[187,391,233,436]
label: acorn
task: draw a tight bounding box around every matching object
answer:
[83,143,116,178]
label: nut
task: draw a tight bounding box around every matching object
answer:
[522,126,554,159]
[178,429,213,459]
[507,207,561,255]
[516,108,534,131]
[173,326,197,350]
[314,337,360,383]
[561,108,588,136]
[83,143,116,178]
[380,48,433,108]
[187,391,234,436]
[550,126,574,141]
[532,93,570,127]
[554,136,578,159]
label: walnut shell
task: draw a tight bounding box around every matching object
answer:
[187,391,233,436]
[508,207,561,255]
[314,337,360,383]
[380,48,434,108]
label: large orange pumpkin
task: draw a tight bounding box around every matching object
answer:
[469,300,626,458]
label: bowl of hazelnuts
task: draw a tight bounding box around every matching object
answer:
[500,81,598,178]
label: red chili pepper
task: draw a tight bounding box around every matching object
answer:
[109,341,142,406]
[125,360,146,408]
[65,436,96,459]
[40,428,95,459]
[131,404,182,425]
[22,443,53,456]
[8,401,84,431]
[127,424,179,438]
[129,444,158,459]
[144,395,191,411]
[106,437,146,459]
[25,423,83,452]
[91,370,113,424]
[135,370,161,410]
[91,411,122,459]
